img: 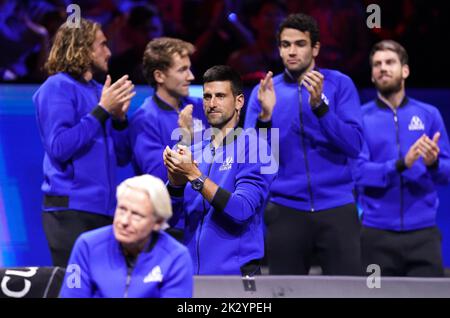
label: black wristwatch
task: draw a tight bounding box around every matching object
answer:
[191,174,208,192]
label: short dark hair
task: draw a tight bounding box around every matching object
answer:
[203,65,243,97]
[142,37,195,87]
[277,13,320,47]
[369,40,409,66]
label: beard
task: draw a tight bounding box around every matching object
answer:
[91,60,108,81]
[374,77,402,97]
[207,110,237,130]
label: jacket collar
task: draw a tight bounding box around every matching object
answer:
[282,66,322,84]
[283,69,297,83]
[209,126,243,149]
[153,93,183,112]
[375,95,409,110]
[119,231,160,258]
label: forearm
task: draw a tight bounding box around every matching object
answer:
[48,107,107,162]
[316,106,363,158]
[111,119,131,166]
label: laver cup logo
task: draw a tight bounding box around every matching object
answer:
[0,267,65,298]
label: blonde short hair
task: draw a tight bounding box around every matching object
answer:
[116,175,172,222]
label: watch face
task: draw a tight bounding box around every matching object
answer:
[191,179,203,191]
[191,174,207,191]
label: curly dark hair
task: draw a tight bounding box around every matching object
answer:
[276,13,320,47]
[142,37,195,87]
[45,18,100,78]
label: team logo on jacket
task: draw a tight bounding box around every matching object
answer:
[321,93,329,105]
[408,116,425,131]
[219,156,233,171]
[143,265,163,283]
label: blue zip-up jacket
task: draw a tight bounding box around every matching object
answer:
[33,73,130,216]
[244,69,363,211]
[129,94,208,181]
[354,97,450,231]
[168,129,277,275]
[59,225,193,298]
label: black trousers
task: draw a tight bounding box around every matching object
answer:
[361,225,444,277]
[42,210,113,267]
[265,202,362,275]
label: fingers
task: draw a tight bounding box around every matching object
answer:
[182,104,193,115]
[163,145,193,174]
[420,134,440,154]
[179,108,193,123]
[117,90,136,105]
[104,74,111,88]
[165,148,182,164]
[414,134,439,164]
[121,99,131,114]
[432,131,441,144]
[163,146,170,165]
[109,75,129,90]
[165,159,180,173]
[118,79,134,93]
[179,105,193,129]
[114,79,134,99]
[176,145,192,158]
[302,71,323,96]
[405,142,420,167]
[302,71,324,107]
[260,71,273,91]
[177,144,188,152]
[423,135,440,153]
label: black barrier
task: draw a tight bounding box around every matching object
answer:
[0,267,65,298]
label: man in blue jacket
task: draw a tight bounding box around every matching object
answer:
[59,174,193,298]
[244,13,363,275]
[129,37,209,241]
[354,40,450,277]
[33,19,136,267]
[164,65,277,275]
[129,37,208,179]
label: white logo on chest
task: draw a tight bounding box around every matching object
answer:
[143,265,163,283]
[219,156,233,171]
[408,115,424,131]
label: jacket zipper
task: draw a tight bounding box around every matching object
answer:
[123,265,134,298]
[393,109,404,230]
[196,146,216,274]
[123,253,138,298]
[298,85,315,212]
[124,271,131,298]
